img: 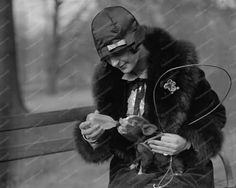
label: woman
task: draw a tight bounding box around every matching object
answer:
[74,6,226,188]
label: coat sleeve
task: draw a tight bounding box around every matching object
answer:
[73,62,136,163]
[157,40,226,162]
[155,40,201,133]
[179,78,226,162]
[73,121,135,164]
[73,121,112,163]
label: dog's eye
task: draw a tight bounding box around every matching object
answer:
[131,120,138,126]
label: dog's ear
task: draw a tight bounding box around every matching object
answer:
[141,124,157,136]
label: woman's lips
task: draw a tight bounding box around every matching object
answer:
[119,63,126,70]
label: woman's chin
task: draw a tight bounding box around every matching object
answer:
[120,68,128,73]
[120,66,133,74]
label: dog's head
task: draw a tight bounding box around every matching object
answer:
[118,116,173,173]
[118,115,160,143]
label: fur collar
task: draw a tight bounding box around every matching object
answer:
[92,26,199,122]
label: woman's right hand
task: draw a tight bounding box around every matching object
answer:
[79,121,104,143]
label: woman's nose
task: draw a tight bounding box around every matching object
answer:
[110,58,120,67]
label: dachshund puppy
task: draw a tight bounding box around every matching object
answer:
[118,116,184,175]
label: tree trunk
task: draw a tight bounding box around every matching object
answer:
[45,0,61,94]
[0,0,27,187]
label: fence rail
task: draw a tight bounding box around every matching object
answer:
[0,138,74,163]
[0,106,95,132]
[0,106,94,162]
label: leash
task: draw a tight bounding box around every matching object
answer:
[153,64,232,127]
[153,156,174,188]
[127,64,231,188]
[150,64,232,187]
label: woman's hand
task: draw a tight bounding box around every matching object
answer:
[117,118,130,135]
[147,133,191,156]
[79,121,104,143]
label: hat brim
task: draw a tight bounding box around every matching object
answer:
[98,31,136,61]
[99,26,146,61]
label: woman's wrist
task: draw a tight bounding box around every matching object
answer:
[82,134,98,144]
[184,141,191,150]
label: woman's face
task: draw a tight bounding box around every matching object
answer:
[107,45,148,74]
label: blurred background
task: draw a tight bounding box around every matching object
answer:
[1,0,236,187]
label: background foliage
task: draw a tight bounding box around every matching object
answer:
[7,0,236,187]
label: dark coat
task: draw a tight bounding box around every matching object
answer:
[74,26,226,188]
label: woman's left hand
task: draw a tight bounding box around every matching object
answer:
[147,133,190,156]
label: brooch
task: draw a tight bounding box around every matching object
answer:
[163,79,180,94]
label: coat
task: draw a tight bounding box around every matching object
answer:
[74,26,226,188]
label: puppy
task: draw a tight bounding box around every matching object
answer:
[118,116,184,175]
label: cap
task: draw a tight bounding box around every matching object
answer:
[91,6,145,60]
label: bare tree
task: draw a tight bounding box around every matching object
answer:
[44,0,63,94]
[0,0,27,187]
